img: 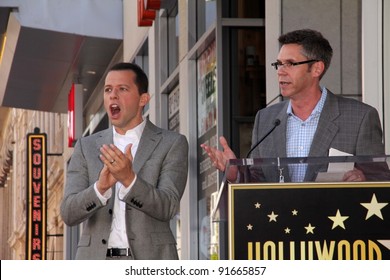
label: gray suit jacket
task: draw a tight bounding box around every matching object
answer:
[250,90,385,182]
[60,120,188,259]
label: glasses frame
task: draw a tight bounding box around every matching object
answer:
[271,59,319,70]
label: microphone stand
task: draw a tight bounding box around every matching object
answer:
[266,94,283,107]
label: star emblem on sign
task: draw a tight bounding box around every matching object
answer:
[267,211,278,222]
[328,209,349,230]
[361,193,388,220]
[305,223,315,234]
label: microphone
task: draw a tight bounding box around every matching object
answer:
[246,119,281,158]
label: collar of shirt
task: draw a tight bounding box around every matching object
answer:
[286,87,328,120]
[112,119,146,153]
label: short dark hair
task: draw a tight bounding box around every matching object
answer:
[278,29,333,79]
[108,62,149,94]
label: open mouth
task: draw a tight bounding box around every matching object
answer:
[110,104,121,117]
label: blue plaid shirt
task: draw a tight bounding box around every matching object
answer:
[286,87,327,182]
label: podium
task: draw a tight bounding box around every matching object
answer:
[212,155,390,260]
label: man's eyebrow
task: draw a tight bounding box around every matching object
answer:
[104,84,130,87]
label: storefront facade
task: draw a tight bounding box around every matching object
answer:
[113,0,390,260]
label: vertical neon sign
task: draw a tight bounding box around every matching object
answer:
[26,128,47,260]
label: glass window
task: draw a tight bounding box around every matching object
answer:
[132,41,150,115]
[222,0,265,18]
[197,0,217,39]
[196,40,219,260]
[133,40,149,76]
[160,1,179,82]
[226,27,266,157]
[168,87,180,132]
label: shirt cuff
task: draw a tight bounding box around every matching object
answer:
[94,182,112,205]
[118,174,137,200]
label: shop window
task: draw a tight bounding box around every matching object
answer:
[197,0,217,39]
[196,40,218,260]
[168,86,180,132]
[159,1,179,83]
[132,41,150,115]
[225,27,266,158]
[222,0,265,18]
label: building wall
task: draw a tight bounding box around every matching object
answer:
[281,0,362,99]
[0,108,13,259]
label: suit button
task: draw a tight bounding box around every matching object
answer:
[109,209,113,215]
[102,239,107,244]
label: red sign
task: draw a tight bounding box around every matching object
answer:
[138,0,161,26]
[26,132,47,260]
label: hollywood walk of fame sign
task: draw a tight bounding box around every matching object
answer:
[228,182,390,260]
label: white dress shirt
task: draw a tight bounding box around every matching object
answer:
[94,119,146,248]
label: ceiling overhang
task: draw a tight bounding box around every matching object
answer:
[0,0,123,113]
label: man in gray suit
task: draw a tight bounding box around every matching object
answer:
[60,62,188,259]
[201,29,385,182]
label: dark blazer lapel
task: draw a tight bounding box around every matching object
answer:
[268,103,290,182]
[273,105,289,157]
[276,109,291,182]
[305,90,339,181]
[133,120,162,173]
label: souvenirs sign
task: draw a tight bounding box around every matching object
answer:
[228,183,390,260]
[26,130,47,260]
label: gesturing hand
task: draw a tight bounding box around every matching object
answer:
[97,144,136,194]
[200,136,238,182]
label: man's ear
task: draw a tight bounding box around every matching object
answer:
[139,93,150,106]
[312,61,325,78]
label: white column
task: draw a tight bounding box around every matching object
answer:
[265,0,281,105]
[361,0,383,122]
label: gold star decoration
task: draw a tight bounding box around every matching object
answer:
[267,211,278,222]
[254,202,261,209]
[328,209,349,229]
[361,193,388,220]
[305,223,315,234]
[247,224,253,230]
[292,209,298,216]
[284,227,291,234]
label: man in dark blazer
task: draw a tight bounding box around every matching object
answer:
[60,63,188,259]
[250,90,385,182]
[201,29,385,183]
